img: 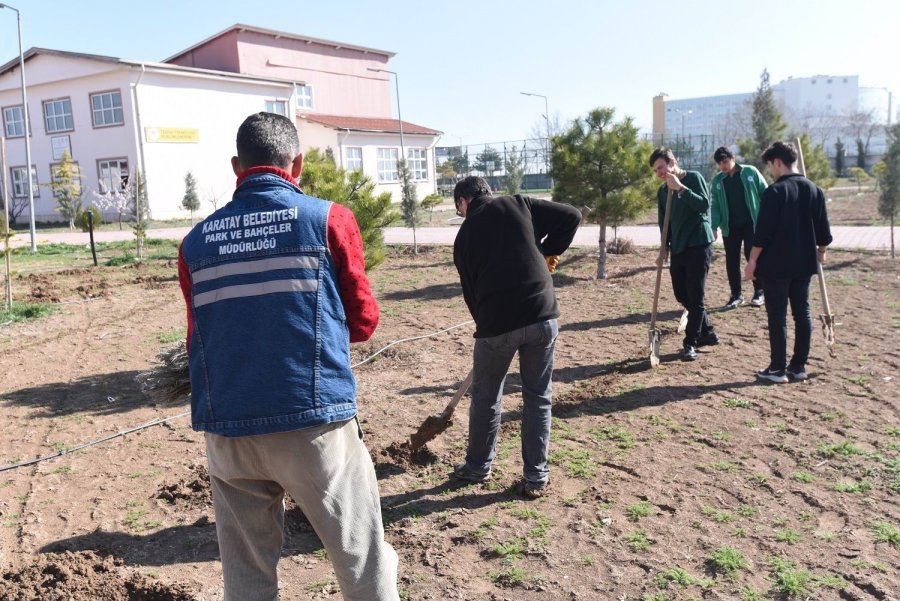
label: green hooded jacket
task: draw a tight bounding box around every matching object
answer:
[710,164,768,238]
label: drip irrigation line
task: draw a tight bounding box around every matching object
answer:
[0,319,474,474]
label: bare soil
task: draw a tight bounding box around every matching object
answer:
[1,245,898,600]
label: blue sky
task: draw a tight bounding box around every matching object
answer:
[2,0,898,147]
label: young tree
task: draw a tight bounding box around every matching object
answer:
[182,171,201,223]
[205,186,223,212]
[878,123,900,258]
[738,70,788,172]
[128,170,150,259]
[834,138,845,177]
[92,187,131,230]
[847,166,870,192]
[797,133,835,191]
[420,193,442,222]
[872,160,886,192]
[504,145,526,194]
[299,148,397,269]
[447,146,469,176]
[48,150,83,229]
[856,138,867,170]
[398,158,422,253]
[551,107,656,279]
[473,146,502,177]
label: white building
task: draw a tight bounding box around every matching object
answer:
[0,25,442,225]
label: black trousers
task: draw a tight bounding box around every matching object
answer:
[723,222,762,298]
[762,275,812,371]
[669,244,713,347]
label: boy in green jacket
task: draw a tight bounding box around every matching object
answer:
[710,147,768,309]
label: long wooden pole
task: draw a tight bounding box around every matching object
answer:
[1,136,12,311]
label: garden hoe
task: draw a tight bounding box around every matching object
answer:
[649,189,674,367]
[794,138,837,357]
[409,369,474,449]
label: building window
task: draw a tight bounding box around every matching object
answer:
[50,161,82,197]
[2,105,25,138]
[377,148,398,182]
[265,100,287,116]
[97,158,129,193]
[43,98,74,133]
[90,91,123,127]
[407,148,428,181]
[345,147,362,171]
[10,166,39,198]
[295,84,313,109]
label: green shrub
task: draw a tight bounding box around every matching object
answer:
[75,206,102,232]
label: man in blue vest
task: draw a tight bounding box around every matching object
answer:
[178,112,398,601]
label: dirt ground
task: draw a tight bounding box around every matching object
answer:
[0,244,898,600]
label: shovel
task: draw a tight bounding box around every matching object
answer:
[409,369,474,449]
[794,138,837,357]
[649,189,674,367]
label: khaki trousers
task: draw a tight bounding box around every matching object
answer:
[205,418,399,601]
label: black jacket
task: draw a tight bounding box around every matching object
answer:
[754,173,833,279]
[453,194,582,337]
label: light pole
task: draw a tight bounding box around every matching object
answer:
[521,91,551,185]
[0,2,36,252]
[368,68,404,164]
[671,108,692,141]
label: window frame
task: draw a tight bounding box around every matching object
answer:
[42,97,74,134]
[96,157,129,194]
[407,148,428,181]
[89,89,125,128]
[2,104,26,138]
[10,166,39,198]
[264,100,288,116]
[295,83,314,109]
[345,147,363,172]
[377,148,399,182]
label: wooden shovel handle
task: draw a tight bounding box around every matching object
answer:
[439,368,474,419]
[650,189,674,330]
[794,138,834,318]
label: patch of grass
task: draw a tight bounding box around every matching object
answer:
[123,509,147,530]
[11,242,86,256]
[813,573,847,590]
[305,580,336,594]
[774,528,802,544]
[769,557,811,598]
[0,302,60,324]
[653,567,703,589]
[625,529,651,551]
[708,460,737,472]
[48,465,72,475]
[831,479,872,494]
[581,555,594,566]
[590,425,636,450]
[814,531,837,541]
[740,586,763,600]
[701,506,733,523]
[490,567,527,587]
[549,448,598,479]
[706,546,749,575]
[105,251,136,266]
[489,538,525,561]
[723,397,751,409]
[791,471,815,482]
[818,440,860,457]
[626,501,652,522]
[886,426,900,437]
[312,547,328,559]
[157,328,186,344]
[748,472,769,484]
[870,522,900,548]
[736,504,758,518]
[819,411,844,422]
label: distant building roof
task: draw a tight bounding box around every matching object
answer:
[164,24,396,64]
[302,114,442,136]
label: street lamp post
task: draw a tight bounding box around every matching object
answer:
[0,2,36,252]
[368,68,404,164]
[672,108,692,141]
[520,91,551,186]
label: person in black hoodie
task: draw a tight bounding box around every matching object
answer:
[744,141,832,384]
[451,176,581,499]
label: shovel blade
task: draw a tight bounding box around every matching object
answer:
[649,329,661,367]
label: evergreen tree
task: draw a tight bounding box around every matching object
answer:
[299,148,397,269]
[398,158,422,254]
[834,138,845,177]
[878,123,900,258]
[738,70,788,172]
[48,150,83,229]
[182,171,200,223]
[550,107,655,279]
[856,138,867,170]
[797,133,835,190]
[504,145,526,194]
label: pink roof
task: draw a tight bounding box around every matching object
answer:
[302,114,442,136]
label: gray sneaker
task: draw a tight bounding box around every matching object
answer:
[786,366,808,381]
[756,367,788,384]
[724,296,744,310]
[452,462,491,482]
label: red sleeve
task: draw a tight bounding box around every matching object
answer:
[177,241,194,353]
[327,204,379,342]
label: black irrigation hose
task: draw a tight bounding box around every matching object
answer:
[0,319,474,474]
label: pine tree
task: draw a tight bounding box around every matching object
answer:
[878,123,900,258]
[834,138,845,177]
[48,150,83,229]
[738,70,788,172]
[504,145,526,194]
[398,158,421,254]
[182,171,200,223]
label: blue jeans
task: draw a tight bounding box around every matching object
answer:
[762,276,812,371]
[465,319,558,485]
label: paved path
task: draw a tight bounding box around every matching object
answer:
[8,224,895,252]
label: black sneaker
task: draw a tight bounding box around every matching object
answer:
[750,291,765,307]
[452,463,491,482]
[723,296,744,310]
[681,345,698,361]
[698,331,720,347]
[756,367,788,383]
[786,366,808,381]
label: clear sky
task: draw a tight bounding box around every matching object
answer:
[1,0,898,147]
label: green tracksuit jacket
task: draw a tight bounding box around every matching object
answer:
[710,164,768,238]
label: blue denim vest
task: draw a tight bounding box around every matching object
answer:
[181,174,357,436]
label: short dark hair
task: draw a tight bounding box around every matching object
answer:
[761,141,797,166]
[453,176,491,203]
[236,112,300,169]
[649,146,676,167]
[713,146,734,162]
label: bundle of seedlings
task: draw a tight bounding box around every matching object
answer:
[138,339,191,402]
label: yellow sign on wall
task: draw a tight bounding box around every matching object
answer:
[144,127,200,143]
